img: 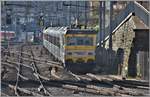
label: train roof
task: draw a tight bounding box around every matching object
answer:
[43,27,67,34]
[43,27,97,37]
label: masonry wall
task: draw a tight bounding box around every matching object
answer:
[105,17,136,75]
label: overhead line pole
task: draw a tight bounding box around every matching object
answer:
[109,1,113,50]
[84,2,87,29]
[102,1,105,47]
[76,1,79,27]
[99,1,106,47]
[4,2,7,48]
[99,1,102,47]
[63,1,90,28]
[69,1,71,28]
[25,2,29,43]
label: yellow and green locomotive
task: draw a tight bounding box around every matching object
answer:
[43,27,97,73]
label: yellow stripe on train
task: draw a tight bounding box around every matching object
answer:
[65,56,95,63]
[65,46,96,50]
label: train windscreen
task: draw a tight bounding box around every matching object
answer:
[66,36,93,46]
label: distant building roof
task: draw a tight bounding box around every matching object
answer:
[132,16,149,30]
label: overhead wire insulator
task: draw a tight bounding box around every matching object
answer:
[6,14,12,25]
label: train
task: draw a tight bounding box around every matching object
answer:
[43,27,97,74]
[1,31,15,42]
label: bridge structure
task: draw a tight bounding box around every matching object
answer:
[103,1,149,44]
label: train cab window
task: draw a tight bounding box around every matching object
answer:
[66,37,76,45]
[77,39,84,45]
[76,37,93,46]
[85,40,91,45]
[85,38,93,45]
[66,36,93,46]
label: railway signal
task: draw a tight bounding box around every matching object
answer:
[6,9,12,25]
[38,16,44,27]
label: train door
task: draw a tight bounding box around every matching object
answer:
[60,34,65,66]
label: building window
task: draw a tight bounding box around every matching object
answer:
[57,2,63,10]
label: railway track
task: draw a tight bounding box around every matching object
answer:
[2,44,55,96]
[2,77,148,96]
[1,44,149,96]
[28,44,52,96]
[14,44,24,96]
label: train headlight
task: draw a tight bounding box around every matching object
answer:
[88,52,95,55]
[66,52,72,55]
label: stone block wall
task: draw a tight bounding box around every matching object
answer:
[105,17,136,75]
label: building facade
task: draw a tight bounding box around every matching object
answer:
[1,1,90,41]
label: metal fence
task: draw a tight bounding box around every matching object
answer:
[95,47,119,74]
[137,51,149,81]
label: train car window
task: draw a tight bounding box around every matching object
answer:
[49,35,51,42]
[46,34,48,40]
[56,37,60,47]
[52,36,54,43]
[43,34,45,39]
[49,35,51,43]
[47,34,60,48]
[53,36,55,45]
[48,35,49,40]
[44,34,45,39]
[45,34,48,40]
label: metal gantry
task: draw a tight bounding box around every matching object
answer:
[109,1,113,50]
